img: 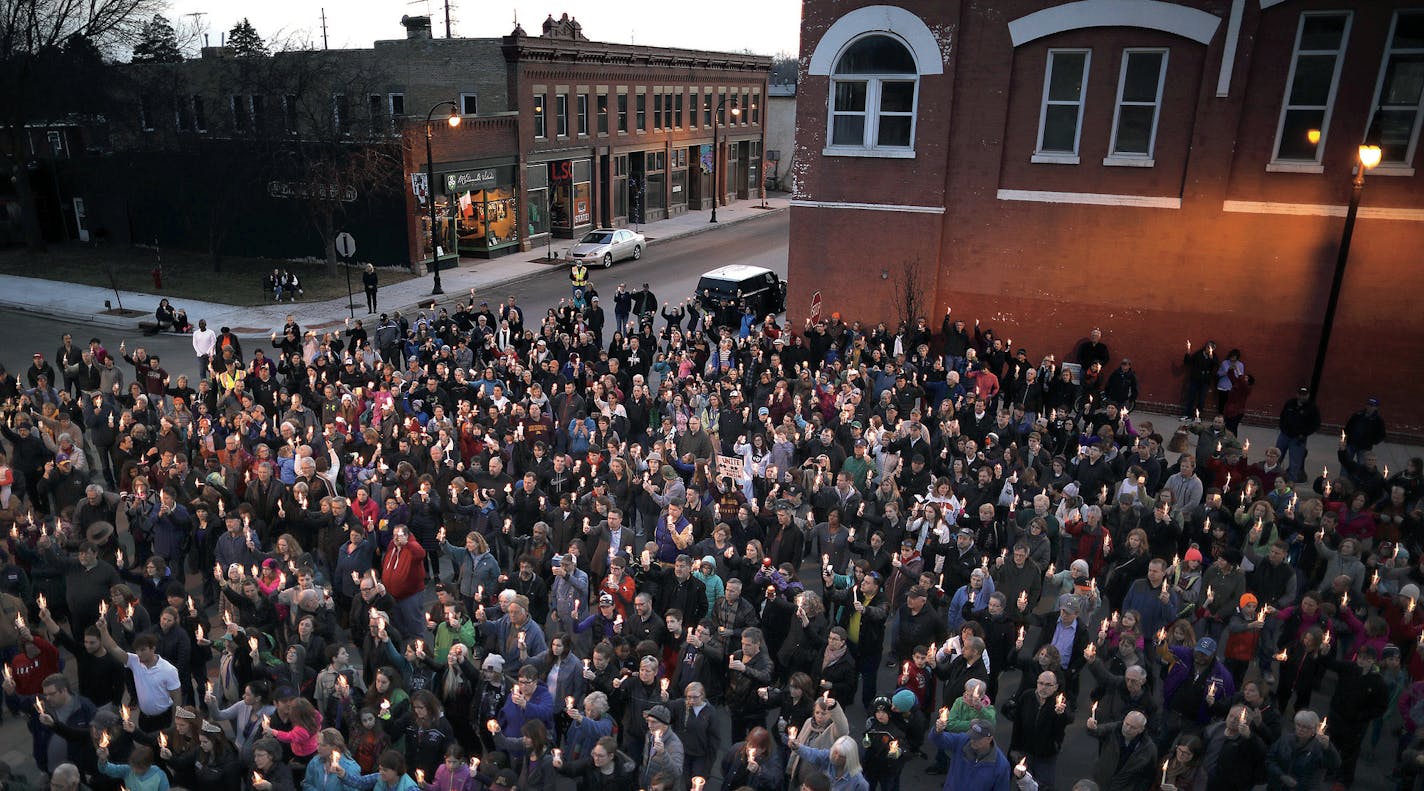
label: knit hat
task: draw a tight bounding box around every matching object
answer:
[645,705,672,724]
[1239,593,1258,609]
[1403,584,1421,602]
[1184,547,1204,563]
[891,689,917,713]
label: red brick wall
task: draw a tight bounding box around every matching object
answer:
[790,0,1424,432]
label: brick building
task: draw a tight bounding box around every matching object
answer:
[788,1,1424,431]
[11,14,768,271]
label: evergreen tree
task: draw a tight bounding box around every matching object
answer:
[131,14,183,63]
[227,18,267,58]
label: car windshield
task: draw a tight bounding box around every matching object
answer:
[698,277,740,295]
[580,232,613,245]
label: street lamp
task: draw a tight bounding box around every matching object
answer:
[425,100,461,295]
[709,96,740,223]
[1307,141,1382,398]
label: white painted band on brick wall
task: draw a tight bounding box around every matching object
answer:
[1008,0,1221,47]
[995,189,1182,209]
[790,199,945,214]
[1223,200,1424,222]
[808,5,946,76]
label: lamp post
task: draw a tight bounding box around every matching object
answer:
[1307,142,1382,398]
[709,96,740,223]
[424,100,461,295]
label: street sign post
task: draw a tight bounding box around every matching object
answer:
[335,232,357,318]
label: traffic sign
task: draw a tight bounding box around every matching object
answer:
[335,232,356,258]
[809,290,823,323]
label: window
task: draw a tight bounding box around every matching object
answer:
[557,94,568,136]
[674,91,683,128]
[251,95,266,131]
[690,92,699,128]
[46,130,63,156]
[597,94,608,134]
[617,93,628,133]
[1107,49,1168,163]
[176,97,192,132]
[534,93,547,138]
[389,93,405,132]
[828,35,919,153]
[654,93,663,130]
[230,95,248,132]
[460,93,477,115]
[369,94,384,133]
[283,94,298,133]
[1368,11,1424,169]
[1272,12,1352,165]
[636,91,646,131]
[139,95,154,131]
[742,89,750,124]
[1034,49,1090,162]
[578,93,589,135]
[332,93,348,135]
[704,91,713,126]
[193,95,207,132]
[752,90,760,124]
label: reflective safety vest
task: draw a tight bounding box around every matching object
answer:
[571,265,590,287]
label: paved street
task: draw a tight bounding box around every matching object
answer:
[0,211,1408,790]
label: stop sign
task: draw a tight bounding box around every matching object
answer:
[809,291,823,323]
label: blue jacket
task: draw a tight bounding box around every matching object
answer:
[340,769,421,791]
[304,753,362,791]
[793,746,870,791]
[947,577,997,633]
[930,731,1012,791]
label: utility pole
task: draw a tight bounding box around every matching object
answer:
[444,0,453,37]
[320,8,329,49]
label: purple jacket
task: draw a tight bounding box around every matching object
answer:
[1162,644,1235,724]
[654,515,693,562]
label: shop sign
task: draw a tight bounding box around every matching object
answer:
[574,196,590,225]
[410,173,429,206]
[268,180,357,202]
[445,169,498,192]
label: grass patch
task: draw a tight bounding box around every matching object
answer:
[0,244,416,307]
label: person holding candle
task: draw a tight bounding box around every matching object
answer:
[787,694,850,784]
[247,738,297,791]
[1082,710,1157,791]
[928,718,1009,791]
[303,729,360,791]
[96,741,170,791]
[859,696,908,791]
[330,747,418,791]
[554,734,636,791]
[665,682,723,778]
[637,705,683,791]
[1264,710,1338,791]
[33,673,100,775]
[1002,672,1071,791]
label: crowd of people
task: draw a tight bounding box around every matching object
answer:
[0,279,1418,791]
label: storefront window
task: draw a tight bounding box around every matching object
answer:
[670,148,688,209]
[443,165,520,254]
[549,159,593,232]
[645,150,666,214]
[527,188,549,238]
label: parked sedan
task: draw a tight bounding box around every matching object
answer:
[569,228,645,267]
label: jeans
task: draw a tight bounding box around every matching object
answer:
[1026,754,1058,791]
[1183,380,1209,417]
[1275,432,1309,483]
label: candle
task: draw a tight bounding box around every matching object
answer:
[416,770,425,784]
[788,725,799,742]
[196,624,205,641]
[205,680,213,697]
[1275,648,1289,662]
[1091,701,1098,719]
[99,600,108,617]
[692,779,706,791]
[1162,759,1170,785]
[1017,626,1025,644]
[14,614,23,630]
[938,707,949,724]
[159,732,168,749]
[34,698,45,715]
[566,695,575,709]
[1016,756,1028,774]
[486,719,498,733]
[253,772,263,786]
[1018,591,1029,610]
[330,751,340,769]
[1318,716,1328,735]
[99,731,110,749]
[660,678,669,694]
[121,704,131,722]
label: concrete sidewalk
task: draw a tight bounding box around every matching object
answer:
[0,195,789,338]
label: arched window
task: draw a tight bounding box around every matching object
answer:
[829,34,919,151]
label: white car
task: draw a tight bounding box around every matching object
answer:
[569,228,644,268]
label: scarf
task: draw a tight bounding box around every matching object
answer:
[821,641,848,671]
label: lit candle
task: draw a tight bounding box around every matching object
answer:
[660,678,669,694]
[692,779,706,791]
[416,770,425,785]
[159,732,168,749]
[938,707,949,725]
[99,600,109,617]
[788,725,798,742]
[1318,716,1328,735]
[1091,701,1098,719]
[121,704,131,722]
[1161,759,1169,785]
[196,624,205,641]
[99,731,110,749]
[566,695,575,709]
[330,751,340,770]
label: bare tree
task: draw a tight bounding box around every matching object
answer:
[892,257,929,332]
[0,0,163,249]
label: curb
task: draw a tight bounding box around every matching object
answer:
[0,205,789,340]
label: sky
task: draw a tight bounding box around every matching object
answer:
[166,0,803,57]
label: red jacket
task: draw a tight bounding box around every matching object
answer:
[10,636,60,696]
[381,540,427,600]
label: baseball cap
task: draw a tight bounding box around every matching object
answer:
[599,593,614,607]
[482,654,505,671]
[1056,594,1079,613]
[1195,637,1217,655]
[967,719,994,739]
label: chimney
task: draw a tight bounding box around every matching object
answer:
[401,15,433,40]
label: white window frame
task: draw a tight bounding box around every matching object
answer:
[556,93,568,137]
[824,33,921,159]
[1105,48,1169,167]
[1268,11,1353,173]
[578,93,589,136]
[459,92,477,116]
[1365,10,1424,176]
[1034,48,1091,164]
